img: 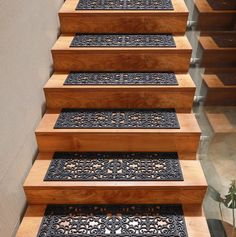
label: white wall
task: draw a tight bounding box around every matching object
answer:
[0,0,63,236]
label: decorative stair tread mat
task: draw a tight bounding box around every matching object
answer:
[64,72,178,86]
[70,34,176,48]
[54,109,180,129]
[37,204,188,237]
[212,34,236,48]
[44,152,183,181]
[206,0,236,10]
[76,0,174,11]
[218,73,236,85]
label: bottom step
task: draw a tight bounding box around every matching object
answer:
[16,205,210,237]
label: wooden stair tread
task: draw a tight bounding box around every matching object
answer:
[23,153,207,204]
[203,73,236,88]
[36,113,200,134]
[205,107,236,133]
[60,0,188,14]
[45,72,195,89]
[199,32,236,68]
[44,73,195,112]
[16,205,211,237]
[59,0,188,34]
[195,0,236,13]
[24,153,207,188]
[52,34,191,51]
[199,32,236,51]
[35,113,200,154]
[52,34,191,72]
[195,0,236,31]
[202,72,236,105]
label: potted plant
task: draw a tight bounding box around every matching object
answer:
[207,180,236,237]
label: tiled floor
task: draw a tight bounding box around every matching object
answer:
[195,105,236,225]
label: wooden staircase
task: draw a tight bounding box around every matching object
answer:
[197,10,236,105]
[16,0,210,236]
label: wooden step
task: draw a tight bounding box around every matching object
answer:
[199,32,236,68]
[35,112,201,154]
[52,34,192,72]
[44,72,195,112]
[203,72,236,105]
[205,106,236,134]
[195,0,236,31]
[16,205,211,237]
[24,153,207,204]
[59,0,189,34]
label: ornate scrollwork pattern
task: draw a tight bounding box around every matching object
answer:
[44,152,183,181]
[54,109,180,129]
[37,204,188,237]
[64,72,178,85]
[76,0,174,10]
[70,34,176,47]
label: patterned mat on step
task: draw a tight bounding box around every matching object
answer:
[76,0,174,10]
[70,34,176,47]
[64,72,178,85]
[44,152,183,181]
[37,204,188,237]
[54,109,180,129]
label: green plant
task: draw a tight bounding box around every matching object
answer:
[209,180,236,236]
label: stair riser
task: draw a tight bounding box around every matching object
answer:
[60,14,188,34]
[25,188,206,205]
[44,88,195,112]
[201,51,236,68]
[205,89,236,105]
[52,51,191,72]
[36,133,200,154]
[197,13,236,31]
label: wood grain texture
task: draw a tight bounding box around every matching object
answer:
[195,0,236,30]
[44,73,195,112]
[52,35,192,72]
[24,153,207,204]
[16,205,211,237]
[203,73,236,106]
[199,32,236,68]
[35,113,201,153]
[205,108,236,134]
[59,0,188,34]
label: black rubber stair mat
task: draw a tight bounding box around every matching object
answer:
[37,204,188,237]
[44,152,183,181]
[206,0,236,10]
[76,0,174,10]
[54,109,180,129]
[70,34,176,47]
[64,72,178,85]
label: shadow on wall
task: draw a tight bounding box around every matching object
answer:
[0,1,64,236]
